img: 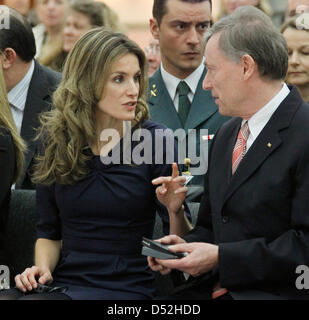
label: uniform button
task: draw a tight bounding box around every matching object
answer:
[222,216,229,223]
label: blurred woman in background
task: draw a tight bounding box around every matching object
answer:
[32,0,70,62]
[44,0,105,72]
[282,16,309,102]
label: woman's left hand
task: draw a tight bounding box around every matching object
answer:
[152,162,187,215]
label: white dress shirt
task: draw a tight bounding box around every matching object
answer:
[243,83,290,153]
[160,61,205,111]
[8,60,35,134]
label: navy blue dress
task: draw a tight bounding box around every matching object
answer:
[36,121,179,300]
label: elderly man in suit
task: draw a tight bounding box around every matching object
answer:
[149,6,309,300]
[0,7,61,189]
[148,0,230,189]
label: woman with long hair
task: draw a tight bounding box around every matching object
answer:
[0,55,25,266]
[38,0,124,72]
[0,28,191,300]
[32,0,69,62]
[43,0,106,72]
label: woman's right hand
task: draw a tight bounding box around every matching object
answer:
[15,266,53,293]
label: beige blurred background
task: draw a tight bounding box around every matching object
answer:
[99,0,154,50]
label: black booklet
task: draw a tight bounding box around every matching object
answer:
[141,237,187,260]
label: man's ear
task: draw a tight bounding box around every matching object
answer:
[241,54,256,81]
[2,48,16,70]
[150,18,160,40]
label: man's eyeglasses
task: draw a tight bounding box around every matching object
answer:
[145,44,160,56]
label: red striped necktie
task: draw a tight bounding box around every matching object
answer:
[232,121,250,175]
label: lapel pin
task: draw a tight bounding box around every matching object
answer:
[151,84,157,97]
[267,143,272,148]
[183,158,191,175]
[182,158,194,185]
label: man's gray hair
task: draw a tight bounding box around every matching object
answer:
[205,6,288,80]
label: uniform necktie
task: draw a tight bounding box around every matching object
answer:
[177,81,191,126]
[232,121,250,175]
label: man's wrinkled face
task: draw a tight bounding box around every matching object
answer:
[203,33,245,118]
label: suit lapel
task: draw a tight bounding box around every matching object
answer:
[222,87,300,205]
[211,118,241,207]
[148,68,183,131]
[224,127,282,204]
[21,62,51,140]
[184,68,218,131]
[21,62,53,172]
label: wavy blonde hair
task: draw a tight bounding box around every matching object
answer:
[32,28,149,186]
[0,56,26,183]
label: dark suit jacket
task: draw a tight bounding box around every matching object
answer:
[185,86,309,299]
[16,61,61,189]
[148,67,230,186]
[0,128,15,265]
